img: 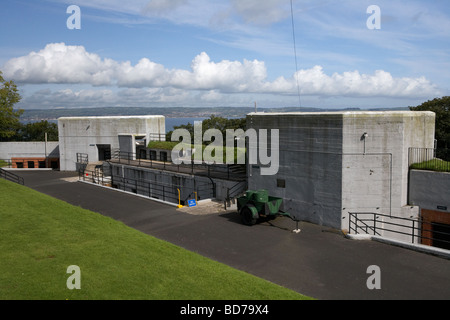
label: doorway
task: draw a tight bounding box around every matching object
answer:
[97,144,111,161]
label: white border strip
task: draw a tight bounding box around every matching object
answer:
[346,233,450,260]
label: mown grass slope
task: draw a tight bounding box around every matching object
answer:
[0,178,311,300]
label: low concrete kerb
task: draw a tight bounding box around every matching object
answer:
[346,233,450,260]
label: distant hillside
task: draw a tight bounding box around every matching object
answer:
[20,106,410,122]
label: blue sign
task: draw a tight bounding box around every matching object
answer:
[188,199,197,207]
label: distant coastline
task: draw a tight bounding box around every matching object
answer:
[19,106,410,125]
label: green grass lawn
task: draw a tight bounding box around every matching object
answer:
[0,178,311,300]
[410,159,450,172]
[148,141,246,163]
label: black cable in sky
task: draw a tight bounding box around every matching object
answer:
[290,0,302,108]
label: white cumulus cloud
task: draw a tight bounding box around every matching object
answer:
[2,43,441,99]
[3,43,117,86]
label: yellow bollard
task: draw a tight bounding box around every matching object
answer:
[177,189,184,208]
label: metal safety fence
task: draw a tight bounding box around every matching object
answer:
[0,168,24,185]
[79,166,215,206]
[409,148,450,172]
[109,150,246,182]
[349,212,450,250]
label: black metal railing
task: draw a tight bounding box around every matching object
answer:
[79,166,108,185]
[182,181,216,204]
[77,153,89,164]
[80,165,214,206]
[111,175,214,205]
[227,180,247,200]
[108,150,246,182]
[349,212,450,250]
[409,148,450,172]
[223,180,248,209]
[148,133,167,141]
[0,168,24,185]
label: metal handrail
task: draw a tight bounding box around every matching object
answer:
[227,180,247,199]
[109,150,246,182]
[77,153,89,164]
[80,165,215,205]
[349,213,381,236]
[349,212,450,249]
[0,168,24,185]
[409,147,450,172]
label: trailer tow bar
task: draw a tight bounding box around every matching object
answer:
[293,220,301,234]
[280,210,301,234]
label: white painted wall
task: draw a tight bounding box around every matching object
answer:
[0,142,59,159]
[58,116,165,171]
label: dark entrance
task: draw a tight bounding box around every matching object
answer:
[97,144,111,161]
[433,223,450,250]
[160,151,168,162]
[138,148,147,160]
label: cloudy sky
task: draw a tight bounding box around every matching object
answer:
[1,0,449,110]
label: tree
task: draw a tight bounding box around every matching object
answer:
[16,121,59,142]
[0,71,23,140]
[410,96,450,149]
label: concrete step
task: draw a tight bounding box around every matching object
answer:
[84,161,103,173]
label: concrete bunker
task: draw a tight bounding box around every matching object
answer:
[246,111,436,238]
[58,116,165,171]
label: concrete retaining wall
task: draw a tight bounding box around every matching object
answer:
[409,170,450,213]
[109,163,237,205]
[0,141,59,159]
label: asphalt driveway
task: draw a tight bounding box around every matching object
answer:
[12,170,450,300]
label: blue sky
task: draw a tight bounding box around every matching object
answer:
[1,0,449,110]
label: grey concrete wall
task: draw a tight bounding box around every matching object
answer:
[109,163,236,204]
[341,112,435,234]
[0,142,59,159]
[247,112,344,228]
[118,135,135,156]
[58,116,165,171]
[409,170,450,213]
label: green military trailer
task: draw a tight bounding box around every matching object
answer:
[237,189,296,226]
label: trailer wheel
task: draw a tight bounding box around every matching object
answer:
[240,205,257,226]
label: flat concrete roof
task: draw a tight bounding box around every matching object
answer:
[247,110,435,117]
[58,115,165,121]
